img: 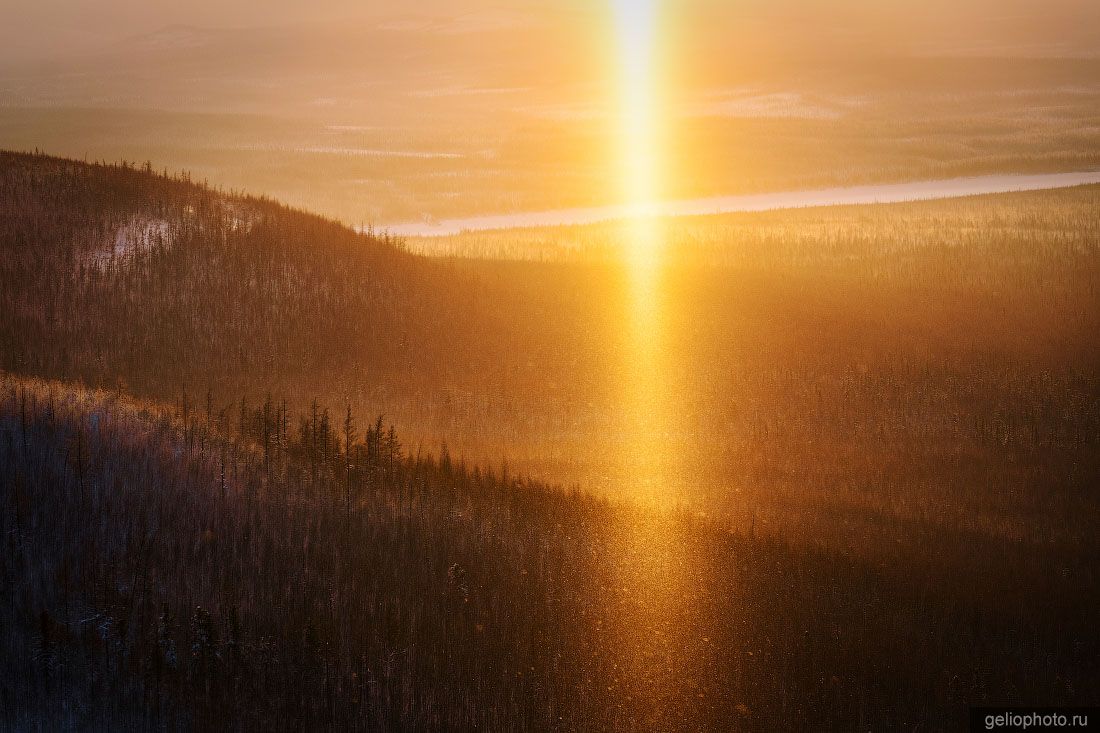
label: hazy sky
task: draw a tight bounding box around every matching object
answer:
[0,0,509,61]
[4,0,1098,63]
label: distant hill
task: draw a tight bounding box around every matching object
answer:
[0,149,555,441]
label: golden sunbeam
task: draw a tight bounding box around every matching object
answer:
[605,3,706,726]
[612,0,671,497]
[613,0,663,272]
[614,0,660,201]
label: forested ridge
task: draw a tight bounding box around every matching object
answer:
[0,150,488,398]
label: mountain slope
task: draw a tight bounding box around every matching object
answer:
[0,150,569,429]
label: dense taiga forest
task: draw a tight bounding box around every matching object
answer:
[1,151,1098,729]
[2,378,1096,730]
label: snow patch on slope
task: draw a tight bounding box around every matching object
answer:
[88,217,172,270]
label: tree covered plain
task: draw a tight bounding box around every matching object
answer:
[1,150,1097,729]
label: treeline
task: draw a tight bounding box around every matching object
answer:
[0,376,604,730]
[2,376,1097,730]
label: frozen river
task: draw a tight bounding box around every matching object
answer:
[383,171,1100,237]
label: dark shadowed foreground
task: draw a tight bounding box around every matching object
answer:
[1,377,1097,730]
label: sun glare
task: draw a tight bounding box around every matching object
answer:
[610,0,670,500]
[614,0,662,227]
[612,0,664,315]
[607,8,696,724]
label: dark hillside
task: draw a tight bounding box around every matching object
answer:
[0,150,482,397]
[2,376,1096,730]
